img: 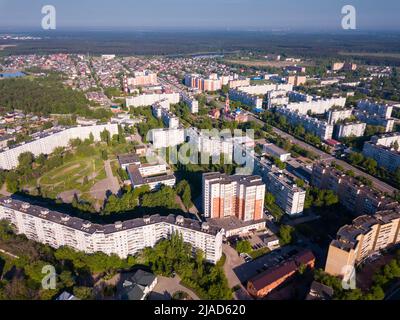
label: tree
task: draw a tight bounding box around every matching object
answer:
[59,270,75,288]
[295,179,305,188]
[363,158,378,175]
[141,186,180,210]
[88,132,95,144]
[101,149,108,160]
[349,152,364,165]
[176,180,192,209]
[18,152,35,169]
[264,192,275,207]
[100,129,111,145]
[73,286,94,300]
[236,240,252,254]
[5,172,19,193]
[278,225,294,246]
[24,260,49,285]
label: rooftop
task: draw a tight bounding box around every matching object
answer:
[0,197,221,236]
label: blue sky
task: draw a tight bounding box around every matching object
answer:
[0,0,399,31]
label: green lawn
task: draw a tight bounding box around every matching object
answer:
[38,156,106,198]
[35,143,134,199]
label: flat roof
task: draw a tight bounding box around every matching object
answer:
[207,216,266,232]
[0,197,220,236]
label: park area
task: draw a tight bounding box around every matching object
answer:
[28,141,134,209]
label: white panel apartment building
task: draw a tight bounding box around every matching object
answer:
[0,197,223,264]
[0,124,119,170]
[237,84,294,95]
[335,122,367,139]
[327,108,354,125]
[276,108,334,140]
[180,93,199,114]
[126,92,180,108]
[357,100,394,119]
[266,171,306,216]
[186,128,234,160]
[229,84,294,108]
[228,89,263,108]
[355,100,395,132]
[152,101,180,129]
[363,133,400,172]
[150,128,185,149]
[284,97,347,115]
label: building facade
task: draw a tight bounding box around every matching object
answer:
[0,124,119,170]
[276,108,334,140]
[362,133,400,172]
[150,128,185,149]
[126,92,180,108]
[0,197,223,264]
[311,162,397,215]
[334,122,366,139]
[325,209,400,277]
[202,173,265,222]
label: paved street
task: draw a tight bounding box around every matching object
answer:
[148,275,200,300]
[222,244,244,288]
[90,160,121,206]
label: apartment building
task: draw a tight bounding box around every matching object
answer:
[184,74,222,92]
[327,108,354,125]
[0,124,119,170]
[354,111,394,132]
[325,209,400,277]
[149,128,185,149]
[152,102,179,129]
[0,197,223,264]
[266,171,306,216]
[287,75,307,86]
[228,89,263,109]
[186,128,234,160]
[332,62,357,72]
[235,84,293,96]
[334,122,366,139]
[233,143,306,216]
[151,99,170,118]
[228,78,251,89]
[276,108,334,140]
[126,92,180,108]
[357,100,393,119]
[124,71,158,89]
[180,93,199,114]
[311,162,397,215]
[288,91,313,103]
[284,97,347,115]
[362,133,400,172]
[202,173,265,222]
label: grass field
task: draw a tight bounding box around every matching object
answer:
[38,154,106,199]
[35,142,134,201]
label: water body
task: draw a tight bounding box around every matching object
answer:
[0,71,26,78]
